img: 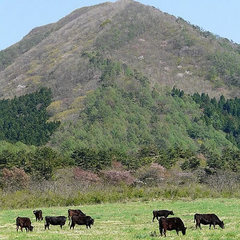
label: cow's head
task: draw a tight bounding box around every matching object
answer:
[90,217,94,226]
[170,211,174,215]
[87,217,94,227]
[29,226,34,231]
[182,227,187,235]
[219,221,224,229]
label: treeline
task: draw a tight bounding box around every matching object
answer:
[2,142,240,187]
[0,88,60,146]
[0,147,64,181]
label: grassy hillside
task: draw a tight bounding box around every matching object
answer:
[1,199,239,239]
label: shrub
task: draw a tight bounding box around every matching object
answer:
[136,163,166,184]
[1,167,30,191]
[73,167,101,183]
[101,170,135,185]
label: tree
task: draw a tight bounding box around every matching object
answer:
[32,147,61,179]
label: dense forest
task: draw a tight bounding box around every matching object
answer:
[0,88,60,146]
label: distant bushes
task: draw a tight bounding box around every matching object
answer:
[1,182,240,209]
[0,146,66,182]
[73,167,101,184]
[101,169,135,185]
[1,167,30,191]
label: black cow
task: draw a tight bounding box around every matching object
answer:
[152,210,174,222]
[159,217,186,237]
[194,213,224,229]
[70,215,94,229]
[16,217,34,232]
[45,216,67,230]
[33,210,43,221]
[68,209,86,224]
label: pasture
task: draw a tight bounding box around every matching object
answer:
[0,198,240,239]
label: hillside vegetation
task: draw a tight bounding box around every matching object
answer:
[51,52,234,157]
[0,88,59,145]
[1,0,240,206]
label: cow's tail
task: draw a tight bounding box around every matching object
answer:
[194,214,196,223]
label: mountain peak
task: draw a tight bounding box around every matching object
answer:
[0,0,240,106]
[115,0,134,7]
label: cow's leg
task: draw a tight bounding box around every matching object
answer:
[16,225,19,232]
[20,227,23,232]
[60,225,62,229]
[176,230,179,235]
[160,227,163,236]
[213,223,216,229]
[209,224,211,229]
[164,228,166,237]
[70,223,75,230]
[152,215,155,222]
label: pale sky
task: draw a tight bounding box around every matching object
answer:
[0,0,239,50]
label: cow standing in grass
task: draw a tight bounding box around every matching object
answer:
[70,215,94,229]
[45,216,67,230]
[194,213,224,229]
[68,209,86,225]
[159,217,186,237]
[33,210,43,221]
[152,210,174,222]
[16,217,34,232]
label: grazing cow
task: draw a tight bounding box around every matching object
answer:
[16,217,34,232]
[70,215,94,229]
[159,217,186,237]
[68,209,86,225]
[194,213,224,229]
[45,216,67,230]
[33,210,43,221]
[152,210,174,222]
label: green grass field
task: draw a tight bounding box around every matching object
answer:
[0,198,239,239]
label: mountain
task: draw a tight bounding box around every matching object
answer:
[1,0,240,154]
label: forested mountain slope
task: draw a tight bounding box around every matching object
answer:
[0,0,240,157]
